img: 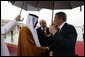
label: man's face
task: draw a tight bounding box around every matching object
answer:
[40,21,46,28]
[54,16,62,26]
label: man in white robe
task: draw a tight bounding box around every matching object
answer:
[1,15,23,56]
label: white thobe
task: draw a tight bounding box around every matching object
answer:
[1,20,17,56]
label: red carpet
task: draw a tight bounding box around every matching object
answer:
[75,41,84,56]
[7,41,84,56]
[6,43,17,56]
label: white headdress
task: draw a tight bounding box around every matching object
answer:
[26,14,41,47]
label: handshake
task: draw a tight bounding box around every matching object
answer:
[42,47,50,55]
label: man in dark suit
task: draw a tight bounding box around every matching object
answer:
[36,20,53,56]
[49,12,78,56]
[37,20,52,47]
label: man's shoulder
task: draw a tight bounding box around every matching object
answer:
[64,23,75,29]
[63,23,77,35]
[20,26,32,33]
[63,23,76,32]
[36,27,41,30]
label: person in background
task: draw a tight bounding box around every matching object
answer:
[11,30,14,42]
[82,25,84,40]
[37,20,52,47]
[36,20,53,56]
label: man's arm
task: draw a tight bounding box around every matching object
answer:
[1,20,17,35]
[1,15,23,35]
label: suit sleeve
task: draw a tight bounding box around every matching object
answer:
[53,25,77,50]
[1,20,17,35]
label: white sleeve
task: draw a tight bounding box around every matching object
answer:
[1,20,17,35]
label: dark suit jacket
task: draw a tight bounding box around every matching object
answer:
[37,27,53,47]
[49,23,77,56]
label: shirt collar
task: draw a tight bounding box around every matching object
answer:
[59,21,66,30]
[41,27,46,30]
